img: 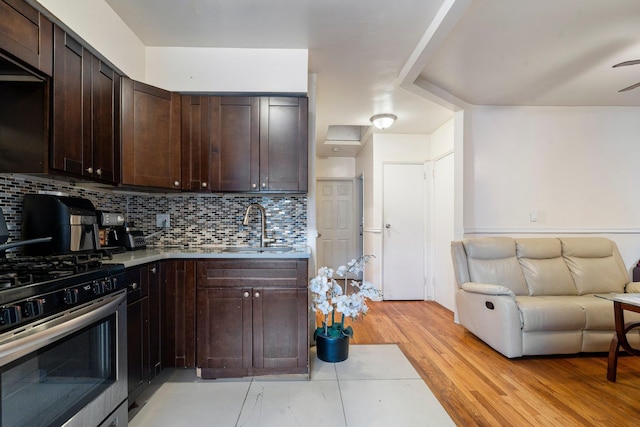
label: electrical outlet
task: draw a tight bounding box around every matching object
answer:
[156,213,170,228]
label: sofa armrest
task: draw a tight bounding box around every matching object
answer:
[462,282,515,296]
[626,282,640,293]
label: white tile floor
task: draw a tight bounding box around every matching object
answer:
[129,344,455,427]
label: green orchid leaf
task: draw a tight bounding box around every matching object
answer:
[343,326,354,338]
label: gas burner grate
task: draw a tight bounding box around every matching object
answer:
[0,252,108,288]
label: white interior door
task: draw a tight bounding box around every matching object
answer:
[433,153,455,311]
[316,180,356,270]
[383,163,425,300]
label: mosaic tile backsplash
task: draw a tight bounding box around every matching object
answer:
[0,174,308,252]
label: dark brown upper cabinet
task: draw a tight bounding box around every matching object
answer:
[0,0,53,76]
[181,95,214,191]
[259,97,308,192]
[51,26,120,183]
[210,96,260,192]
[182,95,307,193]
[121,78,181,190]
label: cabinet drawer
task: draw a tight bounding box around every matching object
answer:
[196,259,307,288]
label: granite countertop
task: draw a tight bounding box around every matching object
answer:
[107,245,311,268]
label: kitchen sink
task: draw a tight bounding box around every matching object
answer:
[223,246,293,253]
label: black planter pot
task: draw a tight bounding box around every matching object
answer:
[316,333,349,362]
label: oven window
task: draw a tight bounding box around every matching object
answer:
[0,314,116,427]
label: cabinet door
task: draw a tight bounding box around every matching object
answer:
[127,297,143,395]
[144,262,161,380]
[210,96,259,192]
[0,0,53,75]
[161,260,196,368]
[90,56,120,183]
[196,287,253,374]
[121,77,181,189]
[181,95,211,191]
[196,259,309,378]
[260,97,308,192]
[52,26,90,176]
[253,287,308,371]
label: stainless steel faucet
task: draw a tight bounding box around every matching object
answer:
[242,203,275,247]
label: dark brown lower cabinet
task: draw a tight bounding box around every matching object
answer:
[126,262,160,408]
[196,259,308,379]
[162,259,196,368]
[126,266,148,407]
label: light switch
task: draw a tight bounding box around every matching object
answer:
[530,210,537,222]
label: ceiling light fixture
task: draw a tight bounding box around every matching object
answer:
[370,113,397,130]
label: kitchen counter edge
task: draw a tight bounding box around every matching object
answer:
[107,247,311,268]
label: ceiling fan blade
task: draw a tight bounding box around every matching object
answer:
[613,59,640,68]
[619,82,640,92]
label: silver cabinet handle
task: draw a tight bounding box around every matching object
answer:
[150,267,157,274]
[85,167,93,174]
[96,168,102,176]
[254,291,260,298]
[243,291,250,298]
[201,182,207,188]
[252,183,257,189]
[174,180,180,187]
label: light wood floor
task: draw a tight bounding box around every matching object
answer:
[345,301,640,427]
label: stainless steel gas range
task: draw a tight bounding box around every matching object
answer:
[0,252,128,427]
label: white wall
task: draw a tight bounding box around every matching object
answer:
[316,158,356,179]
[430,119,454,158]
[146,47,308,93]
[32,1,308,93]
[33,0,146,80]
[463,105,640,269]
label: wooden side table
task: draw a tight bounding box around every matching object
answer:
[597,294,640,382]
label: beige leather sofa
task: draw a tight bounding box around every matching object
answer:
[451,236,640,358]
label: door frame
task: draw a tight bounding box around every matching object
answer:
[427,150,455,309]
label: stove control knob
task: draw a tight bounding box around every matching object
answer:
[0,306,22,325]
[24,299,44,318]
[63,289,79,305]
[104,278,114,292]
[92,281,106,295]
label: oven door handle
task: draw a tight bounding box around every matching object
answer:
[0,290,126,368]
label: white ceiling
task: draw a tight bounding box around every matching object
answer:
[105,0,640,158]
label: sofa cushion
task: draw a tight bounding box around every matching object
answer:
[463,237,529,295]
[516,238,578,296]
[561,237,628,295]
[516,296,586,331]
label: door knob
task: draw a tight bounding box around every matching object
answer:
[385,224,391,228]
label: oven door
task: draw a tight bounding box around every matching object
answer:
[0,290,127,427]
